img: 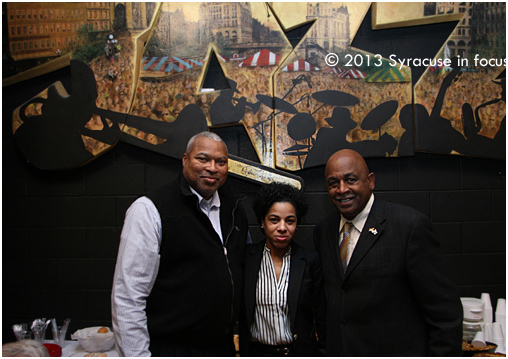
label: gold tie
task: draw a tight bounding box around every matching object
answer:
[340,222,353,271]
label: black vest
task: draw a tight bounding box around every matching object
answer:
[145,175,248,345]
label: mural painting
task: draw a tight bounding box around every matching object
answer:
[10,2,156,170]
[414,2,506,159]
[3,3,157,85]
[8,2,304,187]
[7,2,506,185]
[372,2,464,29]
[272,2,412,170]
[133,2,293,169]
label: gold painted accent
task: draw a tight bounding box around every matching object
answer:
[228,158,302,189]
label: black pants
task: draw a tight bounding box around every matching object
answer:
[248,341,295,357]
[149,338,235,357]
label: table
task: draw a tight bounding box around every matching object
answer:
[45,340,118,357]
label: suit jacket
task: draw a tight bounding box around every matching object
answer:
[313,198,463,356]
[240,241,326,356]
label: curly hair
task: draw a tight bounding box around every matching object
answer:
[252,182,308,225]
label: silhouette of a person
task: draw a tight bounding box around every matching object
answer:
[15,60,122,170]
[304,107,356,168]
[210,79,259,126]
[415,57,468,155]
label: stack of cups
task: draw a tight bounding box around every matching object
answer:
[495,298,506,353]
[493,322,505,354]
[482,293,493,324]
[496,299,506,337]
[484,323,494,343]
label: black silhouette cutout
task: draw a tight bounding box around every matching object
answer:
[303,89,401,168]
[121,104,208,158]
[15,60,124,170]
[210,78,260,126]
[311,89,359,109]
[416,57,505,159]
[360,100,398,133]
[253,94,297,155]
[15,60,210,170]
[304,107,357,168]
[398,104,415,156]
[284,112,317,169]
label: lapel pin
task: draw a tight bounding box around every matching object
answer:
[369,228,378,235]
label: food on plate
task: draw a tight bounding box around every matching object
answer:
[472,354,505,357]
[97,327,109,334]
[462,341,498,352]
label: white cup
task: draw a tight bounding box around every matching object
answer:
[492,322,505,347]
[497,344,506,355]
[472,330,486,347]
[482,293,494,324]
[482,293,493,309]
[484,323,494,342]
[496,298,506,315]
[484,309,494,324]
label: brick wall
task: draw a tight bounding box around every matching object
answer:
[2,8,505,343]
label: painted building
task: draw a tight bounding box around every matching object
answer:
[424,2,473,59]
[471,2,506,56]
[304,2,351,52]
[7,3,89,60]
[198,2,253,45]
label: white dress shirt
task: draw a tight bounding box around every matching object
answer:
[189,186,223,243]
[111,189,224,357]
[339,194,375,266]
[250,245,293,345]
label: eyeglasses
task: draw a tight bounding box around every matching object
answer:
[162,113,169,115]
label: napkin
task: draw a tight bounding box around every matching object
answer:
[71,327,115,352]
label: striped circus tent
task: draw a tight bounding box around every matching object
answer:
[239,49,281,67]
[141,56,202,73]
[282,58,320,72]
[323,66,346,74]
[364,66,410,82]
[339,68,367,79]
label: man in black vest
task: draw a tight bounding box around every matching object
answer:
[112,131,249,356]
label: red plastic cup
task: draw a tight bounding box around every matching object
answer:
[43,343,62,357]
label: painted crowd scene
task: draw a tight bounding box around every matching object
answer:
[6,2,505,180]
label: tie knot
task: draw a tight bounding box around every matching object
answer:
[343,222,353,233]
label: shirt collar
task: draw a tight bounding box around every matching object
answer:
[340,193,374,233]
[189,186,221,209]
[264,244,292,257]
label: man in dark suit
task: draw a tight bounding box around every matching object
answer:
[313,149,463,356]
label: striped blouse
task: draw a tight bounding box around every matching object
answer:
[250,245,293,345]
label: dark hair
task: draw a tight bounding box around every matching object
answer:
[252,182,308,225]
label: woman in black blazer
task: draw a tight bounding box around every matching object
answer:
[240,183,325,357]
